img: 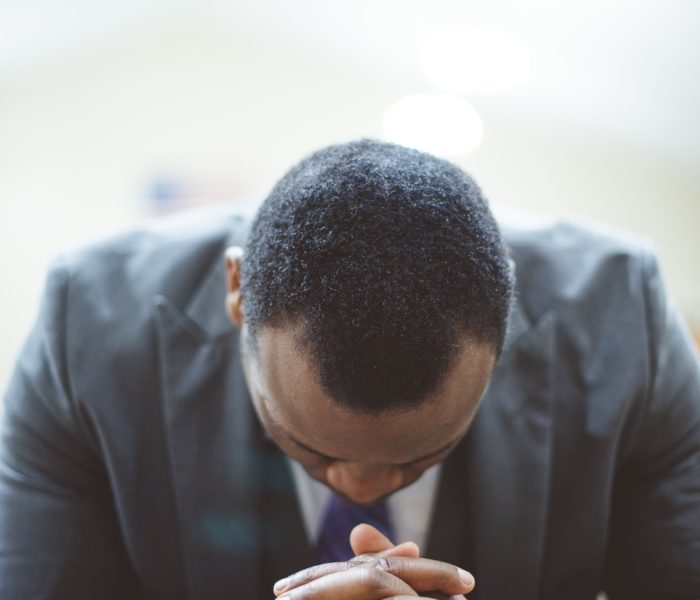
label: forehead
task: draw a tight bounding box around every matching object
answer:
[246,323,495,464]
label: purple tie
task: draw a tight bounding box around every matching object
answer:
[317,495,395,563]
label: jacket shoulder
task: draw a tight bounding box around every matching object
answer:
[37,207,250,417]
[498,211,656,321]
[58,206,250,308]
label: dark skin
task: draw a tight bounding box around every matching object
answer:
[225,247,496,599]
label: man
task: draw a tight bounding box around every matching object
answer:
[1,140,699,599]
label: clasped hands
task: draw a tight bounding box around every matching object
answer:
[273,524,475,600]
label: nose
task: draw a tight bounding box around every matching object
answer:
[325,462,403,504]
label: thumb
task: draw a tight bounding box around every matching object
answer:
[349,524,420,558]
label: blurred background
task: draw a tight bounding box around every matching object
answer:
[1,0,699,393]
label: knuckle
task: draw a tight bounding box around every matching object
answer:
[427,562,458,589]
[291,566,319,584]
[432,565,454,588]
[287,566,314,588]
[353,554,377,566]
[433,568,460,589]
[351,553,370,561]
[357,564,393,595]
[376,556,392,572]
[292,577,320,599]
[377,556,410,582]
[289,567,310,585]
[306,564,327,579]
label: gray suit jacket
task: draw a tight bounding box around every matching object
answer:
[1,209,699,599]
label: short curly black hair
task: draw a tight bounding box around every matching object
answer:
[242,139,513,413]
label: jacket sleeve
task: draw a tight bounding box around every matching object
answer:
[0,263,141,599]
[602,250,700,598]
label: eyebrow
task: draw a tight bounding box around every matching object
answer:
[276,419,466,467]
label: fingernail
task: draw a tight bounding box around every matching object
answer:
[458,568,475,587]
[273,577,289,593]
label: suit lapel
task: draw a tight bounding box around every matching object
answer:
[256,446,317,593]
[427,301,555,600]
[155,250,314,600]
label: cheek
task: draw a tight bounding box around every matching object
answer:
[286,448,326,471]
[305,463,332,484]
[398,467,426,490]
[266,431,331,480]
[289,456,333,487]
[399,455,449,488]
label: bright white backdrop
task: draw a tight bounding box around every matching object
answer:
[1,0,699,392]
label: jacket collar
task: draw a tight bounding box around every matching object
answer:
[153,221,314,599]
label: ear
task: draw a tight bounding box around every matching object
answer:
[224,246,244,327]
